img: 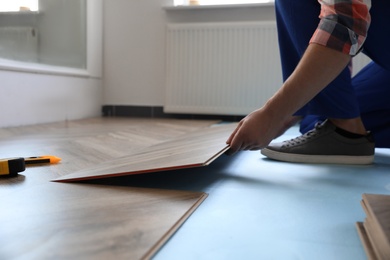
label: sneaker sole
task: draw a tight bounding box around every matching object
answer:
[261,148,374,165]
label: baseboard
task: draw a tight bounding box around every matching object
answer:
[102,105,244,121]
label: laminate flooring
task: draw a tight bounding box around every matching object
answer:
[357,193,390,259]
[54,123,237,182]
[0,117,224,259]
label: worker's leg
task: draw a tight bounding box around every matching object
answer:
[299,0,390,148]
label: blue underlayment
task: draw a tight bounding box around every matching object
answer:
[150,125,389,260]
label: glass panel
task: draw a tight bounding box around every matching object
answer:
[0,0,86,69]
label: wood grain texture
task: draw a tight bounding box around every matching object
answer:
[0,183,207,260]
[356,222,377,260]
[0,117,221,259]
[54,123,237,182]
[0,118,220,176]
[358,193,390,260]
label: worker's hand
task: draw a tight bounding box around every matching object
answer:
[226,109,299,155]
[226,108,278,155]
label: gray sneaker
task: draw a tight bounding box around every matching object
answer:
[261,120,375,164]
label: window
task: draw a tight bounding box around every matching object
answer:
[0,0,87,70]
[0,0,38,12]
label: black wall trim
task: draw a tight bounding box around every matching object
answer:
[102,105,244,121]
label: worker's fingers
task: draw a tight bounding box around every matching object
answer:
[226,121,243,145]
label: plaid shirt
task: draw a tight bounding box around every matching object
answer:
[310,0,371,56]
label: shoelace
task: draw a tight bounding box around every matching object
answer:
[282,121,325,148]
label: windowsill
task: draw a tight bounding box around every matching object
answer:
[164,2,274,10]
[0,58,90,78]
[0,11,39,16]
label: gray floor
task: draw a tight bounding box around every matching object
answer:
[136,126,390,260]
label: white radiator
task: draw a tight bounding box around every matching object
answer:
[165,22,282,115]
[164,22,372,116]
[0,26,38,62]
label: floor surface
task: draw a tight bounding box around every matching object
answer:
[1,118,389,259]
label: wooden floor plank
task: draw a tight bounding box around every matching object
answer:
[356,222,378,260]
[0,183,207,260]
[0,117,220,259]
[54,123,237,182]
[359,193,390,259]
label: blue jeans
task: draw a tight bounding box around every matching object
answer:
[275,0,390,147]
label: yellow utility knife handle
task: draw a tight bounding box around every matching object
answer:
[0,158,25,177]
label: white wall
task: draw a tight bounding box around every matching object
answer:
[103,0,169,106]
[103,1,276,107]
[0,71,102,127]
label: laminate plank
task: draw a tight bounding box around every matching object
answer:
[359,193,390,259]
[0,183,207,260]
[54,123,237,182]
[356,222,378,260]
